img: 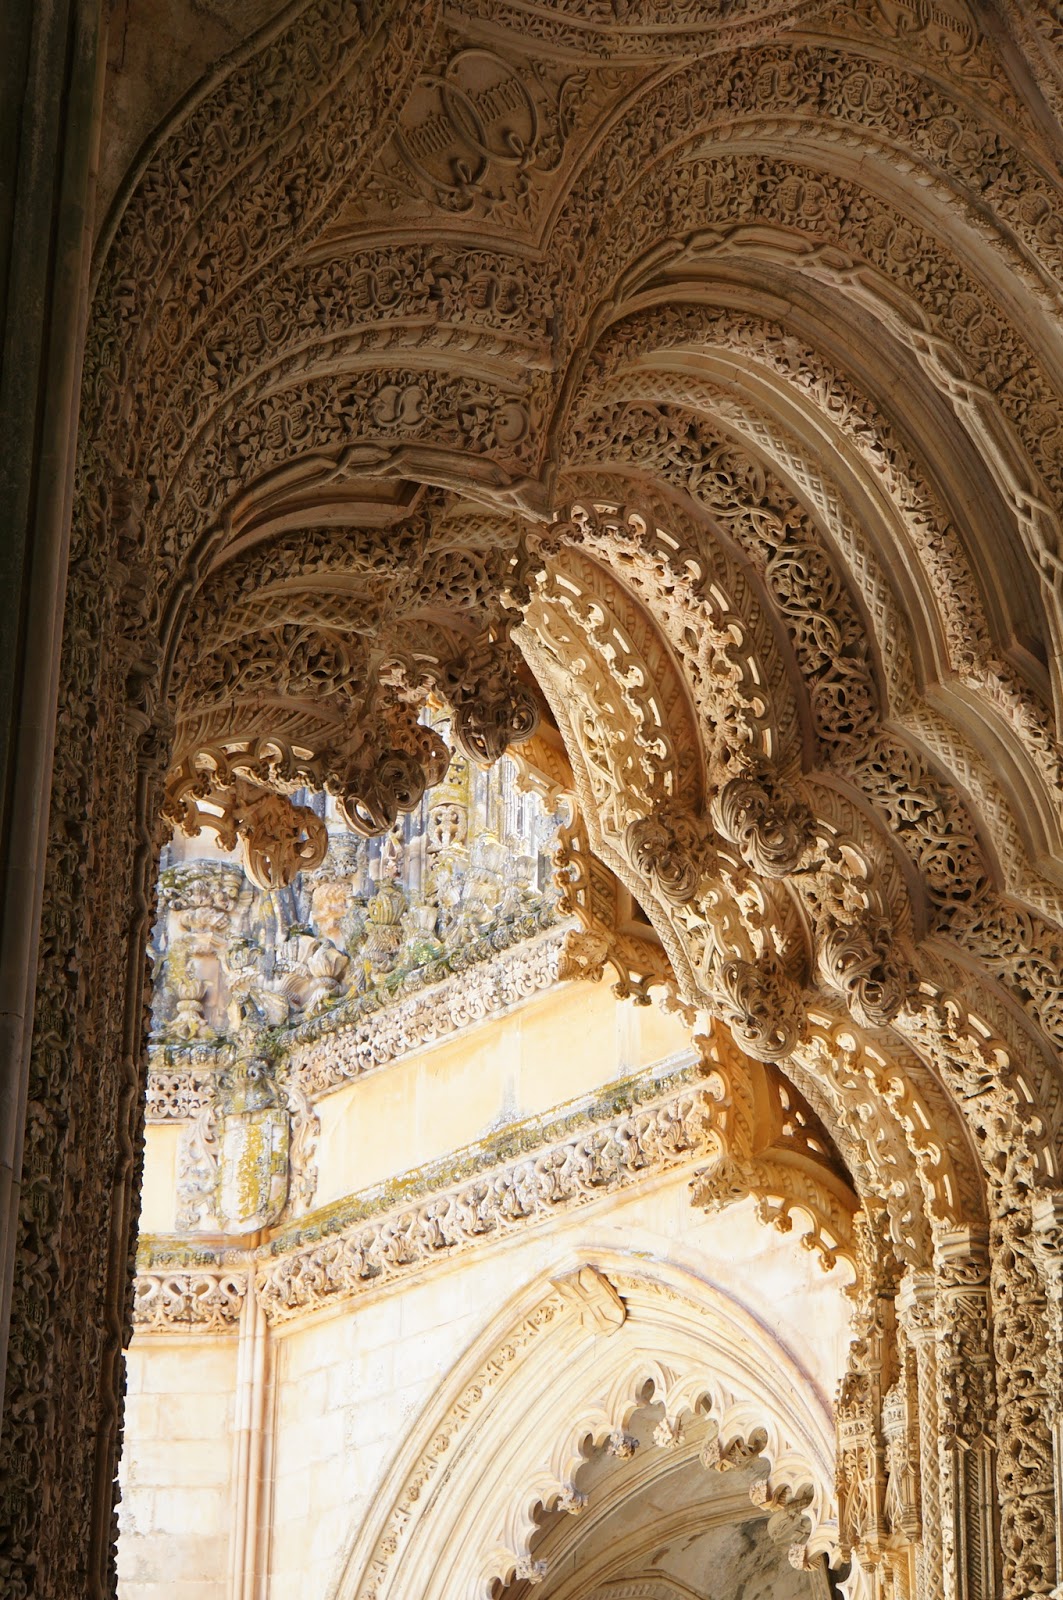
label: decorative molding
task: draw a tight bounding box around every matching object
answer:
[147,918,572,1118]
[253,1067,712,1325]
[132,1269,248,1334]
[336,1264,838,1600]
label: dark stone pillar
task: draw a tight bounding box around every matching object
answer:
[0,0,104,1511]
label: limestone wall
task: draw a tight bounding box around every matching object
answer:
[119,1338,239,1598]
[118,979,855,1599]
[264,1185,850,1598]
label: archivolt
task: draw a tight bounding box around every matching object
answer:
[334,1258,839,1600]
[11,4,1063,1596]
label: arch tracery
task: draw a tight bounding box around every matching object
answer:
[8,4,1063,1598]
[335,1261,840,1600]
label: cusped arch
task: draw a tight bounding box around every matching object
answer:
[332,1254,839,1600]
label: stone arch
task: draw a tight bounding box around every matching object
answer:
[333,1256,839,1600]
[8,7,1063,1598]
[564,299,1063,886]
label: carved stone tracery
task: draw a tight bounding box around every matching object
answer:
[10,3,1063,1596]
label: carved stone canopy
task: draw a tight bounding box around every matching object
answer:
[163,497,548,883]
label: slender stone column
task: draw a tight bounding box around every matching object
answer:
[0,0,105,1419]
[992,1198,1057,1598]
[228,1275,271,1600]
[936,1228,997,1600]
[897,1273,943,1600]
[1032,1191,1063,1600]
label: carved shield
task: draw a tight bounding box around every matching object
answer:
[216,1103,290,1234]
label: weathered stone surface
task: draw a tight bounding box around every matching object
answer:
[7,2,1063,1595]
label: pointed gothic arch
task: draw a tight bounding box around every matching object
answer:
[5,5,1063,1597]
[332,1256,839,1600]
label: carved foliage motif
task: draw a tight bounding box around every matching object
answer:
[166,510,541,880]
[689,1040,859,1274]
[134,1065,713,1332]
[14,4,1063,1598]
[254,1078,714,1324]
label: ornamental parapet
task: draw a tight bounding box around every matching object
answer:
[147,727,564,1118]
[147,914,571,1118]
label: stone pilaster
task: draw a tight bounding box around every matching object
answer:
[936,1228,996,1600]
[898,1272,943,1600]
[1032,1191,1063,1600]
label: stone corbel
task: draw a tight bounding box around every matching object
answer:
[553,803,674,1002]
[750,1475,817,1569]
[606,1431,639,1459]
[556,927,612,984]
[554,1486,587,1515]
[553,1266,627,1334]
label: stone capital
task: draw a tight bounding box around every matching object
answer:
[896,1271,936,1339]
[933,1225,989,1282]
